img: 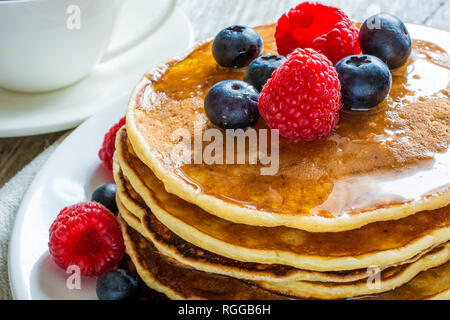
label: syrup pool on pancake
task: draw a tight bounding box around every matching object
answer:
[127,23,449,230]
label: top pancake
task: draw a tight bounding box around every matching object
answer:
[127,23,450,232]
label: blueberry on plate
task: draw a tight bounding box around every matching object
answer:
[244,54,286,92]
[335,55,392,110]
[359,13,412,69]
[205,80,260,129]
[212,25,263,68]
[96,269,139,300]
[91,184,118,215]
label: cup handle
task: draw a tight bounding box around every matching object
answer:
[100,0,177,63]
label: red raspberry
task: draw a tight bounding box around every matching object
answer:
[259,48,341,141]
[49,202,125,277]
[275,2,360,64]
[99,116,126,171]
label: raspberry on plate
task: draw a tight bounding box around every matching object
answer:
[49,202,125,277]
[258,48,341,141]
[99,116,126,171]
[275,2,360,64]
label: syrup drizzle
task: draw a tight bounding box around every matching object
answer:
[135,25,450,218]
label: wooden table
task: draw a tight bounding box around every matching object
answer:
[0,0,448,187]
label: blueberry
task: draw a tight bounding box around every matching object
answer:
[244,55,286,92]
[335,55,392,110]
[359,13,412,69]
[96,269,139,300]
[91,184,118,215]
[205,80,260,129]
[212,25,263,68]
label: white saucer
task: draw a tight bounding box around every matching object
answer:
[0,7,194,138]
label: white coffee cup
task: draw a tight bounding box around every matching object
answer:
[0,0,176,93]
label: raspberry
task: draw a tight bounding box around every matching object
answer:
[49,202,125,277]
[49,204,82,236]
[258,48,341,141]
[99,116,126,171]
[275,2,360,64]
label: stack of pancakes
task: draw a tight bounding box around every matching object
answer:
[113,24,450,300]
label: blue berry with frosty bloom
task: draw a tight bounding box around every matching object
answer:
[335,55,392,110]
[96,269,139,300]
[212,25,263,68]
[205,80,260,129]
[359,13,412,69]
[244,54,287,92]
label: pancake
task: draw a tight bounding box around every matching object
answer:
[118,215,285,300]
[115,162,443,283]
[365,263,450,300]
[255,244,450,299]
[115,128,450,271]
[119,213,450,300]
[429,289,450,300]
[114,167,369,283]
[126,23,450,232]
[120,198,449,300]
[115,168,450,299]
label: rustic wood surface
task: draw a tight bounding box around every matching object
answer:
[0,0,448,187]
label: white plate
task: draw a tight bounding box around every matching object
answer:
[8,94,130,300]
[0,7,194,138]
[8,24,449,300]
